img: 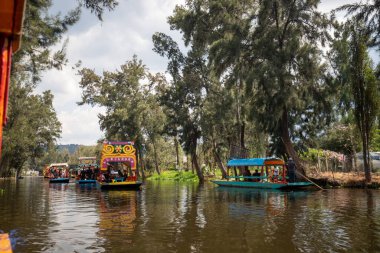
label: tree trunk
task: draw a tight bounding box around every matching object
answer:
[191,156,194,173]
[174,136,180,170]
[362,131,372,183]
[152,141,160,175]
[136,149,145,180]
[240,121,245,149]
[192,152,204,183]
[317,152,321,174]
[280,109,306,175]
[212,141,227,178]
[185,155,189,171]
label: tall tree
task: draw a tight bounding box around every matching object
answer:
[1,0,118,176]
[1,86,61,176]
[349,24,379,183]
[153,33,208,183]
[78,56,169,177]
[168,0,333,175]
[337,0,380,48]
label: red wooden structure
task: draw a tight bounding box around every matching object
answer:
[0,0,26,153]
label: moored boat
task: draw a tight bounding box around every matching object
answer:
[47,163,70,184]
[211,157,314,189]
[75,157,99,185]
[97,141,142,190]
[43,165,50,178]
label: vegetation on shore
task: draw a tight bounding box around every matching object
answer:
[0,0,118,177]
[4,0,380,187]
[147,171,199,182]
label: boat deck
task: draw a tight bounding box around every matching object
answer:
[211,180,313,189]
[97,181,142,190]
[49,178,70,183]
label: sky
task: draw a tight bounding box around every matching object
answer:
[39,0,363,145]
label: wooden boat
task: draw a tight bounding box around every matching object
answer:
[75,157,99,185]
[48,163,70,184]
[49,178,70,183]
[43,165,50,178]
[97,180,142,190]
[97,141,142,190]
[77,179,97,184]
[0,233,12,253]
[211,157,313,189]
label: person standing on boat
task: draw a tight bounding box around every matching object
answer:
[252,169,261,182]
[286,158,296,183]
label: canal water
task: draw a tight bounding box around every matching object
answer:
[0,177,380,253]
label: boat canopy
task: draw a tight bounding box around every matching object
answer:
[100,141,136,171]
[227,158,285,167]
[49,163,69,168]
[78,157,98,168]
[79,157,97,161]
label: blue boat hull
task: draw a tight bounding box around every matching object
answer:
[77,179,97,184]
[97,181,142,190]
[211,180,313,189]
[49,178,70,183]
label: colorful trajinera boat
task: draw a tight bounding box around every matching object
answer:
[76,157,98,184]
[48,163,70,183]
[211,157,313,189]
[43,165,50,178]
[97,141,142,190]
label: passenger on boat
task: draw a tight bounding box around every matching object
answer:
[80,170,86,180]
[272,166,279,182]
[123,170,128,181]
[88,168,94,179]
[242,168,251,181]
[103,172,111,183]
[286,158,296,182]
[52,169,58,178]
[252,169,261,182]
[94,168,99,179]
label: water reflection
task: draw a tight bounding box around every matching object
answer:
[2,179,380,252]
[97,190,137,251]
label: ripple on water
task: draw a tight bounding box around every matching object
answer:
[3,179,380,252]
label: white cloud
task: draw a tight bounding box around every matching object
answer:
[57,105,105,145]
[39,0,184,145]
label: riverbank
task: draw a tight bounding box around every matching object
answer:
[147,170,380,189]
[310,172,380,189]
[147,170,199,182]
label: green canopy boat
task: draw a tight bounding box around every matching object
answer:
[211,157,314,189]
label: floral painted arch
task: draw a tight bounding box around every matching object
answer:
[100,141,136,171]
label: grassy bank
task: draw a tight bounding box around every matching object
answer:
[147,170,199,182]
[310,172,380,189]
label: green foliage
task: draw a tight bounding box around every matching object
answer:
[78,56,175,174]
[167,0,334,171]
[337,0,380,48]
[147,170,198,182]
[318,123,359,155]
[370,129,380,151]
[79,0,118,21]
[1,85,61,176]
[349,23,379,182]
[300,148,325,162]
[0,0,118,176]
